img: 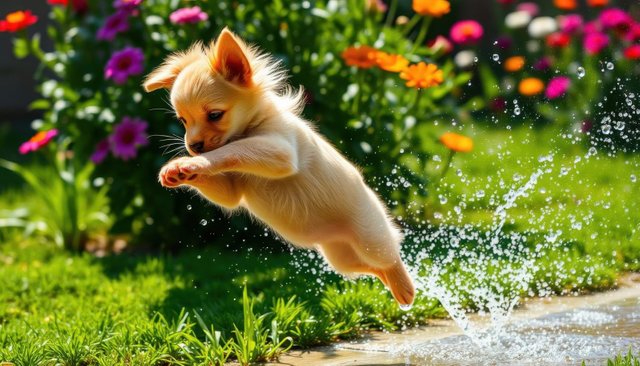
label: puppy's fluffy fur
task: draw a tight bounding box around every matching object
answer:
[144,29,415,305]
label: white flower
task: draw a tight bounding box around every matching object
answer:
[505,11,532,29]
[454,50,477,69]
[528,16,558,38]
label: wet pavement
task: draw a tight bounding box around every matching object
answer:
[269,278,640,366]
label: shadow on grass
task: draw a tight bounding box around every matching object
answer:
[92,243,342,332]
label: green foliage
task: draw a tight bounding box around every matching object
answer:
[0,142,111,251]
[4,0,475,245]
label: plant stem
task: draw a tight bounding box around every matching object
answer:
[436,150,456,187]
[385,0,399,28]
[411,17,432,54]
[402,15,422,37]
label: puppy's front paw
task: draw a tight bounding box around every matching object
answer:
[159,156,209,188]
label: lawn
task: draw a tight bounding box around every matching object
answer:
[1,124,638,365]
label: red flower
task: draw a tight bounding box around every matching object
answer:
[546,32,571,48]
[47,0,68,5]
[0,10,38,32]
[624,45,640,60]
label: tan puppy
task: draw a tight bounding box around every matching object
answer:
[144,28,415,306]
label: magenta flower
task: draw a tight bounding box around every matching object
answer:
[104,47,144,84]
[19,129,58,154]
[109,117,148,161]
[584,32,609,55]
[91,139,110,164]
[169,6,208,24]
[97,11,129,41]
[559,14,583,34]
[494,35,512,50]
[450,20,484,45]
[545,76,570,100]
[625,23,640,42]
[599,8,632,31]
[583,20,601,34]
[113,0,142,12]
[533,57,552,71]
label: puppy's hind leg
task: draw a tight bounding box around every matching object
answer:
[316,242,390,286]
[348,229,416,306]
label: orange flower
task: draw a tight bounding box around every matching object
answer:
[375,52,409,72]
[412,0,450,17]
[587,0,608,6]
[553,0,577,10]
[504,56,525,72]
[439,132,473,153]
[341,45,378,69]
[0,10,38,32]
[400,62,444,89]
[518,78,545,96]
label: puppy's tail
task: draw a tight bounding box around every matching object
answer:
[380,261,415,307]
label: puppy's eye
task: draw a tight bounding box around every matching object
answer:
[178,117,186,125]
[207,110,224,122]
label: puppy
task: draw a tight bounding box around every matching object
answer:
[143,28,415,306]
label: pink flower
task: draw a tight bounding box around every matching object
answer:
[427,35,453,54]
[113,0,142,12]
[599,8,632,31]
[109,117,148,160]
[516,2,539,17]
[623,44,640,60]
[104,47,144,84]
[366,0,388,13]
[450,20,484,45]
[558,14,583,34]
[545,76,570,99]
[169,6,208,25]
[19,129,58,154]
[625,23,640,42]
[583,20,601,34]
[97,11,129,41]
[583,32,609,55]
[91,139,110,164]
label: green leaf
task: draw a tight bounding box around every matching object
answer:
[13,38,30,59]
[29,99,51,111]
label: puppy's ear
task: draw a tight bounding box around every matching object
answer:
[143,45,202,92]
[211,28,252,86]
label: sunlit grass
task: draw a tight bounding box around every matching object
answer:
[0,126,638,364]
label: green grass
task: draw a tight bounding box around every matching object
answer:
[0,126,639,365]
[606,350,640,366]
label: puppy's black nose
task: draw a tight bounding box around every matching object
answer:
[189,141,204,154]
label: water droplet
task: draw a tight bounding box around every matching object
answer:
[492,54,500,62]
[576,66,586,79]
[439,195,448,204]
[187,205,192,211]
[200,219,208,226]
[631,174,637,183]
[588,147,597,156]
[601,124,611,135]
[614,121,625,131]
[606,62,614,70]
[399,303,413,311]
[514,106,521,116]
